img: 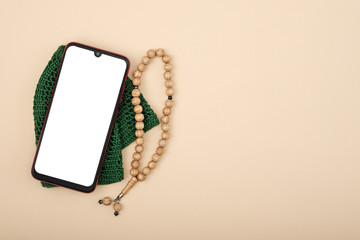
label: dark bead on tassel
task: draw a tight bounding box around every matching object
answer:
[98,200,103,204]
[134,85,138,89]
[168,96,172,100]
[114,211,119,216]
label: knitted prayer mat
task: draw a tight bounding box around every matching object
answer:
[33,45,159,188]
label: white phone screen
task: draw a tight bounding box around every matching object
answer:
[33,44,128,189]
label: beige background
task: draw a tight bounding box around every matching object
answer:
[1,0,360,239]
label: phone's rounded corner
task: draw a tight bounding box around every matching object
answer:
[64,42,79,51]
[31,166,41,181]
[122,55,130,68]
[81,183,97,193]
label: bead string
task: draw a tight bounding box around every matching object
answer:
[98,48,174,216]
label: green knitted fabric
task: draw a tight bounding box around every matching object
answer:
[33,45,159,188]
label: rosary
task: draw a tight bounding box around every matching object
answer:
[98,48,174,216]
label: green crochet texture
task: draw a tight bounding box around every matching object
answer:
[33,45,159,188]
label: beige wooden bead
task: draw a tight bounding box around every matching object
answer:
[152,154,161,163]
[165,80,173,88]
[133,152,141,160]
[132,89,140,97]
[156,48,165,57]
[162,55,171,63]
[142,56,150,65]
[164,71,172,80]
[137,173,146,182]
[165,99,174,107]
[132,97,141,106]
[148,161,156,169]
[161,116,170,124]
[161,123,170,132]
[142,167,151,175]
[138,63,146,72]
[147,49,156,58]
[135,130,144,137]
[135,113,144,122]
[133,77,141,86]
[156,147,165,155]
[163,107,171,116]
[133,70,142,78]
[162,131,170,140]
[136,137,144,145]
[113,203,122,211]
[135,145,144,153]
[164,63,172,71]
[130,168,139,176]
[131,160,140,168]
[166,88,174,96]
[158,139,166,147]
[135,122,144,130]
[103,197,112,205]
[134,105,143,113]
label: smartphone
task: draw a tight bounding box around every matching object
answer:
[31,42,130,193]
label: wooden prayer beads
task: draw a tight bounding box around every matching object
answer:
[99,48,174,216]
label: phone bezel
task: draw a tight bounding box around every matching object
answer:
[31,42,130,193]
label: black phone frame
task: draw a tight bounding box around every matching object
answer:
[31,42,130,193]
